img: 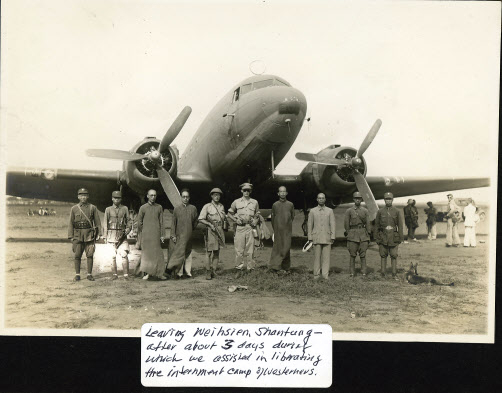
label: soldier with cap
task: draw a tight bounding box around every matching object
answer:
[344,191,371,277]
[403,199,419,243]
[373,192,404,280]
[103,191,132,280]
[227,183,260,278]
[199,188,228,280]
[67,188,102,281]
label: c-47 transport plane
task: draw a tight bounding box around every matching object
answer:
[6,74,489,225]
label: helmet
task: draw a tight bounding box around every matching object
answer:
[209,188,223,196]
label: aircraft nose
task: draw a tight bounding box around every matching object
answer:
[278,100,301,115]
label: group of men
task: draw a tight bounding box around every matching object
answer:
[67,185,480,283]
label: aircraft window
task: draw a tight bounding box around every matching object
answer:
[232,88,240,103]
[253,79,274,90]
[241,83,252,96]
[274,79,289,86]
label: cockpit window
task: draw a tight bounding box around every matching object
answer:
[274,78,290,86]
[232,88,240,103]
[253,79,274,90]
[241,83,252,96]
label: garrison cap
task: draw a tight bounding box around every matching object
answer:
[240,182,253,190]
[383,192,394,199]
[112,191,122,198]
[78,188,89,195]
[209,188,223,196]
[353,191,363,198]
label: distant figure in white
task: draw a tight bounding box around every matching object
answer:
[463,200,480,247]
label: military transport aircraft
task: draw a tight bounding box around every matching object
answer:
[6,74,490,226]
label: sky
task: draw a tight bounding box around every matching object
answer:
[1,0,500,203]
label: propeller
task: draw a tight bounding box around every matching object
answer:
[86,149,147,161]
[295,119,382,220]
[159,106,192,154]
[86,107,192,208]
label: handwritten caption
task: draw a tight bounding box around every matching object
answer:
[141,323,332,387]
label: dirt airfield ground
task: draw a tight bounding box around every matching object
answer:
[4,203,490,335]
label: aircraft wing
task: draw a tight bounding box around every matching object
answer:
[364,176,491,201]
[6,166,119,211]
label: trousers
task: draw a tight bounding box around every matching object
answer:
[427,223,437,240]
[234,225,256,270]
[446,219,460,246]
[313,244,331,279]
[109,242,129,275]
[463,226,477,247]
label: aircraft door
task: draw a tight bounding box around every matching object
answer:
[225,87,241,147]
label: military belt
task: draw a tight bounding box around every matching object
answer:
[384,225,396,230]
[350,225,366,229]
[74,222,92,229]
[108,222,126,229]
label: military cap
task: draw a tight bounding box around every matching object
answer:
[112,191,122,198]
[407,199,413,204]
[447,193,453,197]
[78,188,89,195]
[383,192,394,199]
[209,188,223,196]
[240,182,253,190]
[353,191,363,198]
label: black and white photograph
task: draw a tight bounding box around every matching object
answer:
[1,0,499,349]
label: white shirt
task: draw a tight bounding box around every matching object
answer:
[463,204,478,227]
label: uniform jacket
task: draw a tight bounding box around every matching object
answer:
[307,205,336,244]
[344,205,371,242]
[199,202,227,225]
[68,202,101,242]
[463,204,479,227]
[228,197,260,225]
[103,204,132,243]
[403,205,419,228]
[374,206,404,246]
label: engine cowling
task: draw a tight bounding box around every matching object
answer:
[124,137,178,195]
[310,145,367,198]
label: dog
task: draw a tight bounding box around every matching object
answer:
[405,263,454,286]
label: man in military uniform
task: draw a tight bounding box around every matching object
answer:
[103,191,132,280]
[68,188,102,281]
[199,188,227,280]
[445,193,461,247]
[344,191,371,277]
[227,183,260,279]
[373,192,404,280]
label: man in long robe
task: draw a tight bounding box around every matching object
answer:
[165,189,198,278]
[137,189,166,280]
[268,186,294,273]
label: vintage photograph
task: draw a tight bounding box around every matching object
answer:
[1,1,499,341]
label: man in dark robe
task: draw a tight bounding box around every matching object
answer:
[137,189,166,280]
[268,186,295,273]
[165,189,198,278]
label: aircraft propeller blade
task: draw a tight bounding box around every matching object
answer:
[86,149,147,161]
[357,119,382,158]
[159,106,192,154]
[156,166,183,208]
[353,170,379,221]
[295,152,347,166]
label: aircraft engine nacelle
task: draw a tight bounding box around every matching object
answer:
[123,137,178,195]
[310,145,367,197]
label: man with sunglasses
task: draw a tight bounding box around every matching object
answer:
[227,183,260,279]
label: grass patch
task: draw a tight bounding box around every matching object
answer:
[7,267,22,273]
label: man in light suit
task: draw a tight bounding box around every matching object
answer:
[307,193,336,280]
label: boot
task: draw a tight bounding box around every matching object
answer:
[361,257,367,276]
[391,258,398,278]
[380,258,387,277]
[349,256,356,277]
[122,257,129,276]
[112,258,118,276]
[206,270,212,280]
[87,257,94,275]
